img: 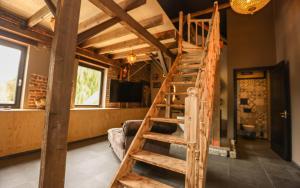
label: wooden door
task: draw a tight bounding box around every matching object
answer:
[270,61,291,161]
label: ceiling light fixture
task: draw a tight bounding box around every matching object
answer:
[126,50,137,65]
[230,0,271,15]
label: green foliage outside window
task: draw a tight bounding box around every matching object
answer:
[75,65,102,106]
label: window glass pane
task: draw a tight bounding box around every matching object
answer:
[75,65,102,106]
[0,45,21,104]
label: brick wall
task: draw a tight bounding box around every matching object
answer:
[27,74,48,109]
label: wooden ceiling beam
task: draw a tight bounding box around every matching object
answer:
[88,0,175,59]
[76,47,119,67]
[98,29,176,54]
[112,42,176,59]
[0,18,52,44]
[44,0,56,16]
[0,29,38,46]
[78,0,144,33]
[77,0,146,44]
[27,0,57,28]
[0,6,119,67]
[27,6,52,27]
[172,2,231,23]
[81,14,163,48]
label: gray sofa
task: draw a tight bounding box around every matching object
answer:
[108,120,177,160]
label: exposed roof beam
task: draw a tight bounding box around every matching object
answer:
[77,0,146,44]
[0,8,118,67]
[27,0,57,28]
[172,2,231,23]
[44,0,56,16]
[79,0,143,33]
[0,18,52,44]
[98,29,176,54]
[76,47,119,67]
[0,29,38,46]
[112,42,176,59]
[81,14,163,48]
[27,6,52,27]
[88,0,175,59]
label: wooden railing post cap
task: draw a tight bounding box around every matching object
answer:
[187,87,198,96]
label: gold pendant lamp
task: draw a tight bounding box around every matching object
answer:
[230,0,271,15]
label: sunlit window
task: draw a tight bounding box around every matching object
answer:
[75,64,104,106]
[0,39,26,108]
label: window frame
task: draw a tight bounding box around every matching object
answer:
[0,39,27,108]
[74,62,105,108]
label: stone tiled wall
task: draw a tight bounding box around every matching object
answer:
[237,78,269,138]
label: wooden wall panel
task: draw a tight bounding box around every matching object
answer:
[0,108,148,157]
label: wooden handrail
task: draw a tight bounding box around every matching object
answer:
[184,2,221,188]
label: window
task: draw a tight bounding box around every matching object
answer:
[75,63,104,107]
[0,39,26,108]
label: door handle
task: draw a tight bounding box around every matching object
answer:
[280,110,288,119]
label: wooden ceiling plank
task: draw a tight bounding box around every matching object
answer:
[27,5,52,27]
[112,41,176,59]
[81,14,163,48]
[77,0,146,44]
[88,0,175,59]
[98,29,175,54]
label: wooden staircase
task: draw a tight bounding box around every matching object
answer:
[110,2,221,188]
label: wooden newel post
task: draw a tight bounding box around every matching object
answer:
[39,0,81,188]
[178,11,183,54]
[184,87,199,188]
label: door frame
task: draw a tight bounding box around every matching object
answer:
[233,66,273,141]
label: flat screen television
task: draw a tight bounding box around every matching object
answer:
[110,80,143,102]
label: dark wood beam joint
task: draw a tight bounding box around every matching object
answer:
[89,0,175,59]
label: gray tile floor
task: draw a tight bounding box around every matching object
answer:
[0,137,299,188]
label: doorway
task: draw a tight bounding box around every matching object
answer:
[233,62,291,161]
[234,68,270,140]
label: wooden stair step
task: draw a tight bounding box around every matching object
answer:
[180,59,202,63]
[177,64,203,70]
[131,150,186,174]
[170,81,195,86]
[150,117,184,124]
[166,92,188,95]
[119,173,173,188]
[143,132,186,145]
[173,72,198,77]
[156,103,185,109]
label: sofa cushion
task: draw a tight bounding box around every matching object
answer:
[107,128,125,160]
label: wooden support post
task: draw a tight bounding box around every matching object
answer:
[184,87,199,188]
[187,14,191,44]
[178,11,183,54]
[202,21,205,48]
[38,0,81,188]
[165,88,171,118]
[195,22,198,46]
